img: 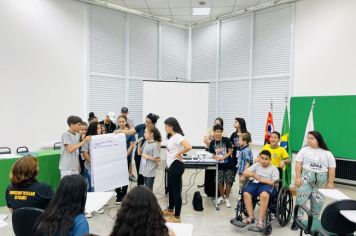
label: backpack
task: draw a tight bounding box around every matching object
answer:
[192,191,204,211]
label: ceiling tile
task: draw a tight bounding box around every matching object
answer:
[211,6,233,15]
[170,7,191,15]
[191,0,213,8]
[168,0,190,8]
[150,8,171,15]
[123,0,147,9]
[212,0,236,7]
[146,0,169,8]
[172,15,191,22]
[235,0,259,7]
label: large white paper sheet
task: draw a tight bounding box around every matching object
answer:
[85,192,114,213]
[90,133,128,192]
[166,222,193,236]
[318,189,350,200]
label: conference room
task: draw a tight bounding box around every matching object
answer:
[1,0,356,235]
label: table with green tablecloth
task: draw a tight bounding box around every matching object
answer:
[0,150,61,207]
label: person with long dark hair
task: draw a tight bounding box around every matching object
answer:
[230,117,247,169]
[6,156,53,212]
[34,175,89,236]
[118,113,160,185]
[109,186,175,236]
[163,117,192,223]
[291,131,336,230]
[115,115,135,204]
[81,121,102,192]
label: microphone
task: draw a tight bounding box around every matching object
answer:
[135,137,144,144]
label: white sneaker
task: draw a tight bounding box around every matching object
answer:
[217,196,225,205]
[225,198,231,208]
[85,212,92,218]
[202,193,208,197]
[96,208,104,214]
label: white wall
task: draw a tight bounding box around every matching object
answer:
[0,0,87,152]
[294,0,356,96]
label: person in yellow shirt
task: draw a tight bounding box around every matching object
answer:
[255,131,291,177]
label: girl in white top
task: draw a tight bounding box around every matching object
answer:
[291,131,336,230]
[163,117,192,223]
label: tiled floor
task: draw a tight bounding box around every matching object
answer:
[1,151,356,236]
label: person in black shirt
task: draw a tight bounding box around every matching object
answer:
[209,124,234,208]
[99,112,117,133]
[229,117,248,175]
[6,156,53,212]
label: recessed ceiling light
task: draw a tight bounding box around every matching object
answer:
[192,7,211,16]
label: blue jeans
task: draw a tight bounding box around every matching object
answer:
[144,177,155,190]
[83,167,94,192]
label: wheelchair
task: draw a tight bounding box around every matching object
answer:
[230,178,294,235]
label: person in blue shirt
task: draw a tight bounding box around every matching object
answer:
[34,175,89,236]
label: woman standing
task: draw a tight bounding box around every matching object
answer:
[163,117,192,223]
[291,131,336,230]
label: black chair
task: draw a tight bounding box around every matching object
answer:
[0,147,11,155]
[294,199,356,236]
[12,207,44,236]
[53,142,61,150]
[16,146,29,154]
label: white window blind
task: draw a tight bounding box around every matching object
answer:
[160,24,187,80]
[251,77,290,145]
[88,75,126,120]
[129,15,158,79]
[253,5,292,76]
[127,79,143,126]
[218,79,250,136]
[191,23,218,81]
[220,15,252,79]
[89,6,126,76]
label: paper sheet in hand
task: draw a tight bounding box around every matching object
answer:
[318,189,350,200]
[166,222,193,236]
[90,133,128,192]
[85,192,114,213]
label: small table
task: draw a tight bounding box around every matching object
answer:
[182,157,219,210]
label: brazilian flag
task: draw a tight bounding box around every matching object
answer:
[281,106,292,187]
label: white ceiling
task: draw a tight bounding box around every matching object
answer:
[92,0,282,25]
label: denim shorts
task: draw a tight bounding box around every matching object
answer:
[244,182,277,198]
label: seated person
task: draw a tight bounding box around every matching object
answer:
[6,156,54,212]
[110,186,175,236]
[241,150,279,230]
[34,175,89,236]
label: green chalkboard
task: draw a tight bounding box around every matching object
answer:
[290,95,356,159]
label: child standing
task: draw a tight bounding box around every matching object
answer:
[256,131,291,177]
[208,124,234,208]
[138,127,162,190]
[59,116,90,178]
[236,132,253,188]
[115,115,135,204]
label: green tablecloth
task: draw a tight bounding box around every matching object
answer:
[0,150,61,207]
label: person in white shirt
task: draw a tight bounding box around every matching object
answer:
[291,131,336,230]
[163,117,192,223]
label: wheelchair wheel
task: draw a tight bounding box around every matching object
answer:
[276,188,293,227]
